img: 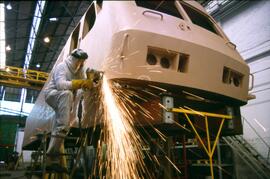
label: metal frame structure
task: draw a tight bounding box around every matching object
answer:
[0,66,48,90]
[169,108,232,179]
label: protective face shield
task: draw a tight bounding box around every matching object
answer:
[73,58,86,73]
[70,49,88,73]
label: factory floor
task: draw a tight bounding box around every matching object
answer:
[0,163,39,179]
[0,169,29,179]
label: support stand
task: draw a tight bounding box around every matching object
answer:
[170,108,232,179]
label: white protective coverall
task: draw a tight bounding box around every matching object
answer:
[44,52,88,156]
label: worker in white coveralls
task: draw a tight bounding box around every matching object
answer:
[44,48,94,169]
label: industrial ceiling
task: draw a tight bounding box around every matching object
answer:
[4,1,92,72]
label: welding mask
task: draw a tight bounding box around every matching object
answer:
[71,49,88,73]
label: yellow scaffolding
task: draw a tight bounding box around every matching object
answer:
[169,108,232,179]
[0,66,48,90]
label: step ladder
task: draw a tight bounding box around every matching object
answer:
[26,128,92,179]
[223,135,270,179]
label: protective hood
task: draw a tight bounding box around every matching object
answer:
[64,55,84,76]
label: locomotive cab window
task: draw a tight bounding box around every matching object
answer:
[180,2,220,36]
[70,23,80,53]
[135,0,183,19]
[82,4,96,39]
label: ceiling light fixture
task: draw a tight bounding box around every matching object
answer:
[6,45,11,51]
[49,17,58,22]
[6,3,12,10]
[43,37,50,43]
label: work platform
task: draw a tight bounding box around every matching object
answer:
[0,66,48,90]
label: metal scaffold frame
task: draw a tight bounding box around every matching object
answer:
[169,108,232,179]
[0,66,48,90]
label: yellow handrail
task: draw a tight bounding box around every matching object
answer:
[169,108,232,119]
[0,66,49,90]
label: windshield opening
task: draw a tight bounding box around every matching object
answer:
[180,2,220,36]
[135,0,183,19]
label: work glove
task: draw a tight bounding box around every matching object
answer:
[81,79,93,89]
[71,79,93,90]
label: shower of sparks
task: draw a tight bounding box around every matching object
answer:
[182,90,205,101]
[165,156,182,174]
[99,75,148,179]
[92,75,185,178]
[183,106,205,117]
[148,84,167,92]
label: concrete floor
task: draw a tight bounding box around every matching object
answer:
[0,170,29,179]
[0,163,40,179]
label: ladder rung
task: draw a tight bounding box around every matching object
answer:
[46,153,74,157]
